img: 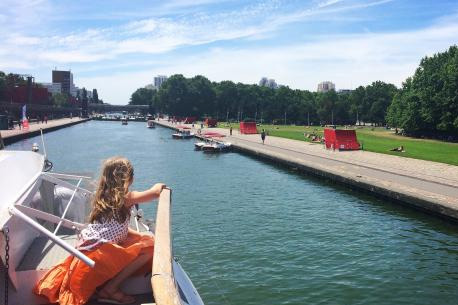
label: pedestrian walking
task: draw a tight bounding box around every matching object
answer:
[18,119,22,130]
[230,126,233,136]
[261,129,266,144]
[44,115,48,124]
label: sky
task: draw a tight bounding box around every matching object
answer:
[0,0,457,105]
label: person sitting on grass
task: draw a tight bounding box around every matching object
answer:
[390,145,405,152]
[35,156,167,305]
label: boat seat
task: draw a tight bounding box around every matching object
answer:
[16,235,78,271]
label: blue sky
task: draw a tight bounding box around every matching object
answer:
[1,0,457,104]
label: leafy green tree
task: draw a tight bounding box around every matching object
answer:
[316,90,338,125]
[52,93,69,107]
[188,75,215,117]
[387,45,458,137]
[215,80,238,121]
[365,81,398,125]
[156,75,189,115]
[130,87,155,105]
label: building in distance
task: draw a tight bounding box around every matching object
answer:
[317,81,335,93]
[52,70,73,95]
[154,75,168,89]
[338,89,352,94]
[259,77,279,89]
[40,82,62,95]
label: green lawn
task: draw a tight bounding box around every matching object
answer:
[218,122,458,166]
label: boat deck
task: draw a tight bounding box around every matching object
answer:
[17,235,77,271]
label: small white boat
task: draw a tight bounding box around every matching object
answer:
[202,141,232,153]
[147,120,155,128]
[172,130,194,139]
[0,150,205,305]
[194,141,206,150]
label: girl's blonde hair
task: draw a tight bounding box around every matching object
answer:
[89,157,134,223]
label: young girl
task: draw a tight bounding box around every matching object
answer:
[35,156,166,305]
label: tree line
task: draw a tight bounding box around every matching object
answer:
[130,45,457,139]
[131,77,397,126]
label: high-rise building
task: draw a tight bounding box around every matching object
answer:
[259,77,268,87]
[317,81,335,93]
[52,70,74,95]
[154,75,168,89]
[259,77,278,89]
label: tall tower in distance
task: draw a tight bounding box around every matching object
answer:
[317,81,335,93]
[52,70,73,95]
[154,75,168,89]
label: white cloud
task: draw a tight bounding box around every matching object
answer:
[2,0,458,105]
[80,19,458,104]
[0,0,395,70]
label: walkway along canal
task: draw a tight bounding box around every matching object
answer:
[0,117,90,145]
[156,119,458,222]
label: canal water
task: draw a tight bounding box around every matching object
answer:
[7,121,458,305]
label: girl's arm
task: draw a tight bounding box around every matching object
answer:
[125,183,166,206]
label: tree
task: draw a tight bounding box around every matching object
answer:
[130,88,155,105]
[365,81,398,125]
[316,90,338,125]
[387,45,458,137]
[82,88,88,117]
[52,93,69,107]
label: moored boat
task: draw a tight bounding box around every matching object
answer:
[147,120,155,128]
[172,129,194,139]
[0,150,204,305]
[194,141,206,150]
[202,141,232,153]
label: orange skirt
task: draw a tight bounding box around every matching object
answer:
[34,233,154,305]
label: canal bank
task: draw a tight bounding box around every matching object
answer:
[0,118,91,145]
[155,119,458,222]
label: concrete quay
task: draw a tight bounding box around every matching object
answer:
[156,119,458,222]
[0,118,90,145]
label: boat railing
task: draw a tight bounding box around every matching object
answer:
[8,206,95,268]
[152,188,182,305]
[6,172,96,268]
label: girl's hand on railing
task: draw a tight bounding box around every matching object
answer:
[153,183,167,194]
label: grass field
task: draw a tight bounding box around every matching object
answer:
[218,122,458,166]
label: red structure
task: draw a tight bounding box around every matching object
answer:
[239,122,258,134]
[324,128,360,150]
[7,86,51,105]
[205,118,217,127]
[184,117,196,124]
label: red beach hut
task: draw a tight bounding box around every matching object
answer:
[324,128,360,150]
[205,118,218,127]
[239,122,258,134]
